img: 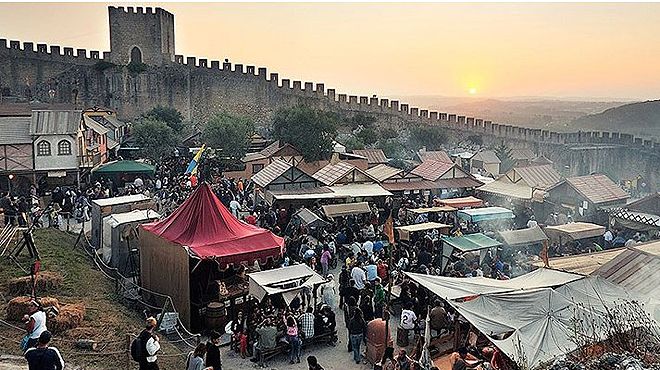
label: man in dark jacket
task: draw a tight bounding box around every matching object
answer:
[206,331,222,370]
[24,331,64,370]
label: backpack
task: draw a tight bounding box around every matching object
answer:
[130,336,144,362]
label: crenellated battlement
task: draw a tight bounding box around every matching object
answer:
[0,38,104,64]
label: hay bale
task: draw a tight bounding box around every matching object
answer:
[6,272,64,296]
[5,296,60,322]
[49,304,86,334]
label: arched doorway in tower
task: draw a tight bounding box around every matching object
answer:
[130,46,143,64]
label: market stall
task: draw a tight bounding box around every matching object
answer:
[437,196,483,209]
[248,264,326,304]
[457,206,514,223]
[497,226,548,249]
[440,233,502,271]
[91,194,154,249]
[322,202,372,218]
[102,209,160,276]
[396,222,452,242]
[139,183,284,330]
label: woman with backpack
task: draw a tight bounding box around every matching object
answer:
[131,317,160,370]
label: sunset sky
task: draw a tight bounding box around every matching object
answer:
[1,2,659,100]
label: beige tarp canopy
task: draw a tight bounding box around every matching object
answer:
[497,226,548,248]
[544,222,605,242]
[322,202,371,218]
[406,267,583,300]
[248,264,326,304]
[396,222,452,241]
[408,206,456,214]
[328,183,393,198]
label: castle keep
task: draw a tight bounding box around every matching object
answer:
[0,6,658,188]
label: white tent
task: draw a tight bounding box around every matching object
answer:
[248,264,326,304]
[102,209,160,276]
[406,268,583,300]
[448,276,659,369]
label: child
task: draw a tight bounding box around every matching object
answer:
[239,329,248,359]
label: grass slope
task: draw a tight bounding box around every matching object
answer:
[0,229,187,370]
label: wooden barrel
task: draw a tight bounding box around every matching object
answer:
[205,302,227,330]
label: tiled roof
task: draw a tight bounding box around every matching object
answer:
[418,150,452,164]
[530,155,553,165]
[511,164,562,190]
[592,243,660,296]
[259,140,281,157]
[83,115,109,134]
[251,159,293,188]
[510,148,536,160]
[353,149,388,164]
[312,161,356,185]
[471,150,501,164]
[434,177,483,189]
[411,160,454,181]
[0,116,32,144]
[565,174,629,205]
[30,110,81,135]
[242,152,267,163]
[366,164,403,182]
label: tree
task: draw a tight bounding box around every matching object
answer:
[344,135,365,151]
[347,113,377,130]
[379,139,406,159]
[356,127,378,146]
[132,119,178,161]
[143,106,185,133]
[494,142,515,173]
[409,126,448,151]
[272,106,338,161]
[202,112,255,160]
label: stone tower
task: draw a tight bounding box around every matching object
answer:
[107,6,175,66]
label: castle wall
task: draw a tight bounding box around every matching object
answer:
[1,32,659,190]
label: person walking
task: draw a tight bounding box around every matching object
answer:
[186,343,211,370]
[320,245,332,277]
[285,314,301,364]
[24,331,64,370]
[348,308,367,364]
[137,317,160,370]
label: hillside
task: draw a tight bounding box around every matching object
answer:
[395,95,627,132]
[570,100,660,138]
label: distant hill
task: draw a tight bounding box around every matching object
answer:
[394,95,627,133]
[570,100,660,138]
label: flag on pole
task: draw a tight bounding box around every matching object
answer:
[185,144,206,175]
[384,213,395,245]
[540,240,549,268]
[418,310,433,370]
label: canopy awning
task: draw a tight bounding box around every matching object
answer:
[104,209,160,227]
[265,187,344,203]
[449,277,658,369]
[91,160,155,176]
[497,227,548,247]
[293,208,328,228]
[92,194,151,207]
[543,222,605,242]
[248,264,326,303]
[478,180,533,200]
[141,184,284,265]
[442,233,502,252]
[327,183,393,198]
[322,202,371,218]
[396,222,452,241]
[438,196,483,209]
[406,267,583,300]
[457,206,514,222]
[408,206,456,214]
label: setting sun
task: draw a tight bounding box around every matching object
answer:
[469,87,477,95]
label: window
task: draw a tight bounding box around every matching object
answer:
[130,46,143,64]
[252,164,264,174]
[57,140,72,155]
[37,140,51,156]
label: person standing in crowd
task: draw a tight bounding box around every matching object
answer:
[351,261,367,290]
[285,314,301,364]
[252,318,277,368]
[186,343,211,370]
[320,245,332,277]
[138,317,160,370]
[307,355,324,370]
[23,300,47,349]
[299,306,315,339]
[205,331,222,370]
[24,331,64,370]
[348,307,367,364]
